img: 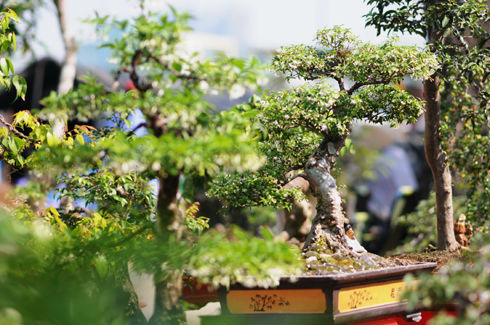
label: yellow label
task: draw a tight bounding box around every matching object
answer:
[336,280,406,313]
[227,289,326,314]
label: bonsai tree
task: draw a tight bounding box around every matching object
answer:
[0,7,302,324]
[212,27,437,264]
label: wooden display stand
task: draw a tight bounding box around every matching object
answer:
[199,263,443,325]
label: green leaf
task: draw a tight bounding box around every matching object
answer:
[10,32,16,51]
[171,61,182,72]
[46,132,60,146]
[0,57,9,76]
[441,16,450,28]
[6,57,13,75]
[13,111,29,126]
[5,8,19,22]
[12,75,27,100]
[259,226,274,240]
[7,138,17,152]
[76,134,85,145]
[0,126,8,137]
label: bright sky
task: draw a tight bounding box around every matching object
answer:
[22,0,424,68]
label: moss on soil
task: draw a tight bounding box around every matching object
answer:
[302,237,414,275]
[386,249,463,272]
[300,235,465,274]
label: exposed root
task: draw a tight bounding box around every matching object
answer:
[302,236,412,275]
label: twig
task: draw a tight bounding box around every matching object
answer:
[126,122,147,137]
[334,76,345,91]
[347,79,388,95]
[108,225,150,248]
[0,113,30,140]
[147,53,204,81]
[129,50,152,92]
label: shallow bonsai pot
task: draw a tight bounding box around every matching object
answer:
[203,262,437,325]
[182,275,219,307]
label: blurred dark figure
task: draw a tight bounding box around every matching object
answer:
[0,58,112,184]
[355,130,432,254]
[0,58,61,114]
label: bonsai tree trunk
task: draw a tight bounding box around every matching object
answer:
[303,136,352,253]
[150,174,186,324]
[275,175,313,244]
[424,75,460,251]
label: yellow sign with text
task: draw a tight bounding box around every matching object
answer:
[336,280,406,313]
[227,289,327,314]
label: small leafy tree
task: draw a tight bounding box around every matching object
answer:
[365,0,490,250]
[211,27,437,262]
[0,6,302,324]
[366,4,490,323]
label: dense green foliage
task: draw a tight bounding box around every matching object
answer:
[0,204,140,325]
[189,227,302,288]
[366,0,490,231]
[211,26,436,211]
[0,6,302,323]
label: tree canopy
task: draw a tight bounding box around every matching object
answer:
[211,26,437,259]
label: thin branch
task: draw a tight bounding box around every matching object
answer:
[283,173,310,193]
[147,53,204,81]
[454,31,470,56]
[126,122,147,137]
[129,50,153,92]
[334,76,345,91]
[0,114,30,140]
[347,79,388,95]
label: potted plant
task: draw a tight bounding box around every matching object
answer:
[205,27,440,324]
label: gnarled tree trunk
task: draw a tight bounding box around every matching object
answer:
[275,175,313,244]
[303,136,353,253]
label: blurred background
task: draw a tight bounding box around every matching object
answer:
[19,0,425,66]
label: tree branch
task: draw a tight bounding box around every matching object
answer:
[126,122,147,137]
[54,0,77,95]
[334,76,345,91]
[283,173,310,194]
[0,114,31,141]
[147,53,204,81]
[129,50,153,92]
[454,31,470,55]
[347,79,388,95]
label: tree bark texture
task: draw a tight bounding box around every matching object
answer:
[303,137,351,252]
[424,75,460,251]
[275,175,313,244]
